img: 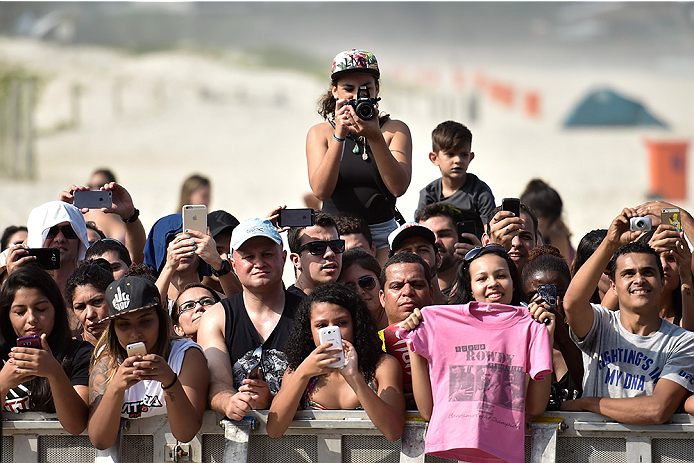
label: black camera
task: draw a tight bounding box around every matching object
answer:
[347,86,381,120]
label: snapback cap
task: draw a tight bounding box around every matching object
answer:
[388,222,437,257]
[331,49,380,80]
[102,276,161,323]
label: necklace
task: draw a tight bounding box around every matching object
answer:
[352,136,368,161]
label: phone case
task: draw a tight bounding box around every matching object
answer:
[457,220,477,244]
[74,190,113,209]
[182,205,207,234]
[126,342,147,357]
[16,335,42,348]
[278,208,315,228]
[661,208,682,232]
[25,248,60,270]
[317,326,345,368]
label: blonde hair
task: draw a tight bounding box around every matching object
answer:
[177,174,210,212]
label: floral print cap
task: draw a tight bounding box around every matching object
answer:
[331,49,380,79]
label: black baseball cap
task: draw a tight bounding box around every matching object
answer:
[101,276,161,322]
[208,210,240,238]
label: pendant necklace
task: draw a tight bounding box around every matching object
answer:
[352,136,368,161]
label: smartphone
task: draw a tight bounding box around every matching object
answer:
[25,248,60,270]
[502,198,521,218]
[661,208,682,232]
[317,326,345,368]
[537,284,558,309]
[16,335,42,349]
[74,190,113,209]
[126,341,147,357]
[182,205,208,234]
[278,208,315,228]
[457,220,477,245]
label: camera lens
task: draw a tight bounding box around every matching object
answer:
[636,220,645,228]
[356,102,374,120]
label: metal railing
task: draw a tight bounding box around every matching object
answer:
[3,410,694,462]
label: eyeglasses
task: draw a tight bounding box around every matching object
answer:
[46,224,78,240]
[178,296,216,315]
[344,275,377,291]
[297,239,346,256]
[463,244,507,262]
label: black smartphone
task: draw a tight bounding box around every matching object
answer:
[456,220,477,245]
[278,208,315,228]
[502,197,521,217]
[537,284,558,309]
[74,190,113,209]
[25,248,60,270]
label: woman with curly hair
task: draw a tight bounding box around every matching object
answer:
[267,282,404,441]
[64,258,114,346]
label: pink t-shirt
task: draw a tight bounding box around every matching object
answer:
[400,302,552,463]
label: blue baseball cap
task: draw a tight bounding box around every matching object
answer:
[230,218,282,252]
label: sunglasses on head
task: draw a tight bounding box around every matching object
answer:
[297,239,346,256]
[345,275,377,292]
[463,244,507,262]
[46,224,78,240]
[177,296,216,315]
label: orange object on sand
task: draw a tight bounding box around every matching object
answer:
[647,139,689,201]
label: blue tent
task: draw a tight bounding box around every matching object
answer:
[563,89,668,128]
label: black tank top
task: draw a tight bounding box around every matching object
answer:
[221,290,302,394]
[322,123,396,224]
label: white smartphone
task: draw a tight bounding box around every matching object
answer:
[317,325,345,368]
[126,341,147,357]
[182,204,207,234]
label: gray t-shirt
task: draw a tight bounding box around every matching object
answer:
[569,303,694,398]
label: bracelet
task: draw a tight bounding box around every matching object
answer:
[162,373,178,390]
[122,208,140,223]
[332,134,345,143]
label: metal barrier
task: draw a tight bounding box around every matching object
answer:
[3,410,694,462]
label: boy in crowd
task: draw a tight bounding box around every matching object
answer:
[417,121,495,232]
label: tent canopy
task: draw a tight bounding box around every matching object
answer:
[563,88,668,128]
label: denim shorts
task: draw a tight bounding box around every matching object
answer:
[369,219,398,251]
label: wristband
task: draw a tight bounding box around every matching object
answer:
[162,373,178,390]
[333,134,345,143]
[122,208,140,224]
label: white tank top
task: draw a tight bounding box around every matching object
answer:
[120,338,202,419]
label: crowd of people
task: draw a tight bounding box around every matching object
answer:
[1,48,693,462]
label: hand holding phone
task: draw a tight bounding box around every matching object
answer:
[25,248,60,270]
[502,198,521,218]
[457,221,477,245]
[126,342,147,358]
[661,208,682,232]
[317,326,345,368]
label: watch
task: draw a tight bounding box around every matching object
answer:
[122,208,140,224]
[212,259,231,277]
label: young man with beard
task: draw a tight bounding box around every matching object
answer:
[562,208,694,424]
[415,203,468,298]
[483,203,539,277]
[287,212,344,297]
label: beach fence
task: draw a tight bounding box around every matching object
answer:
[0,75,37,180]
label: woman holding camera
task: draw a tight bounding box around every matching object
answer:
[306,49,412,265]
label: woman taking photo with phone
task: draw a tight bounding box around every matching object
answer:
[88,276,209,450]
[306,49,412,265]
[0,264,92,435]
[266,283,405,441]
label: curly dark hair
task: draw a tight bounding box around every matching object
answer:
[64,258,114,307]
[449,246,526,306]
[285,282,384,383]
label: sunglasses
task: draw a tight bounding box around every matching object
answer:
[463,244,507,262]
[46,224,78,240]
[297,239,346,256]
[345,275,377,292]
[178,296,216,315]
